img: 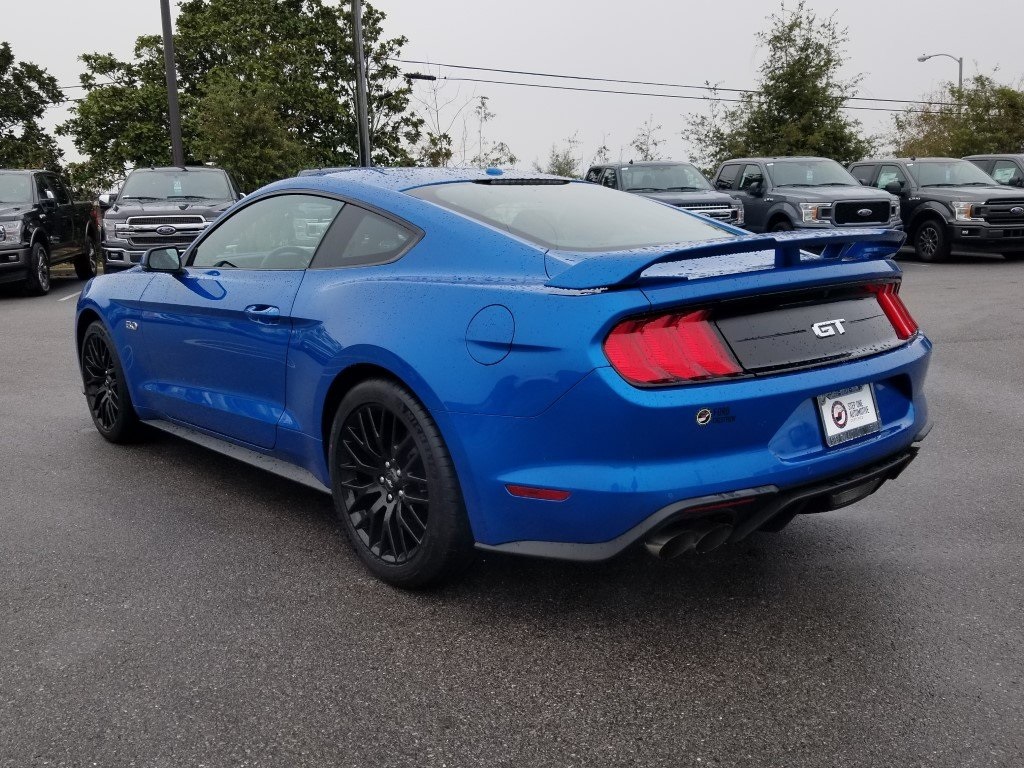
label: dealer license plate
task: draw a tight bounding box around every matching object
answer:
[817,384,881,447]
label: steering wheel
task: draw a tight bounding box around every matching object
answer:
[212,259,237,268]
[263,245,309,267]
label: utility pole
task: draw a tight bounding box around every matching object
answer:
[352,0,372,167]
[160,0,185,167]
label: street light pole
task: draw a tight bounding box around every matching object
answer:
[917,52,964,110]
[352,0,372,167]
[160,0,185,167]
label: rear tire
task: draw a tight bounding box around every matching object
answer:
[913,218,950,262]
[328,379,474,588]
[80,321,143,443]
[25,242,51,295]
[74,235,99,280]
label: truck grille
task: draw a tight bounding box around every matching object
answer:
[981,200,1024,225]
[833,201,890,225]
[123,215,208,248]
[128,233,201,248]
[126,215,205,226]
[677,203,739,222]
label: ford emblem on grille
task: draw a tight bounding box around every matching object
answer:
[857,208,872,217]
[1011,206,1024,216]
[155,225,177,236]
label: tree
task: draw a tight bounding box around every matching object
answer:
[533,133,582,176]
[469,96,517,167]
[189,70,309,190]
[890,74,1024,157]
[630,117,664,161]
[686,1,873,172]
[60,1,422,189]
[0,42,64,171]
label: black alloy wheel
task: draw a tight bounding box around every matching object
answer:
[26,242,50,295]
[329,379,473,588]
[80,321,142,442]
[914,219,949,262]
[770,219,794,232]
[75,237,100,280]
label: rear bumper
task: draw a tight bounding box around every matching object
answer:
[0,245,30,284]
[478,441,924,561]
[446,334,931,551]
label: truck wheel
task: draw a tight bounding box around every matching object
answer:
[25,242,51,296]
[913,219,950,262]
[770,219,793,232]
[74,236,99,280]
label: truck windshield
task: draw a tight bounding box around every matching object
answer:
[0,173,33,203]
[907,160,997,187]
[120,169,232,200]
[766,159,859,187]
[408,180,733,252]
[620,163,712,192]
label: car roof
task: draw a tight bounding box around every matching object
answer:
[0,169,43,174]
[963,153,1024,160]
[127,166,224,173]
[279,166,566,193]
[721,157,832,163]
[857,157,964,164]
[591,161,696,168]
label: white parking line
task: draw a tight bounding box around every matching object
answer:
[57,291,81,302]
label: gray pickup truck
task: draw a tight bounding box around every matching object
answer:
[0,169,99,295]
[101,166,242,272]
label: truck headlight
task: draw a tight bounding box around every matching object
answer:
[800,203,833,222]
[891,199,900,218]
[105,221,129,240]
[0,220,22,243]
[734,205,744,225]
[952,202,984,222]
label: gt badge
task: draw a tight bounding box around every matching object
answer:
[125,320,138,331]
[696,408,712,426]
[812,319,846,338]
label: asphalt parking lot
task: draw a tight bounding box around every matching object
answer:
[1,255,1022,768]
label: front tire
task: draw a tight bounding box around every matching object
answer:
[74,235,100,280]
[25,242,51,295]
[328,379,474,588]
[80,321,143,443]
[770,219,793,232]
[914,219,950,262]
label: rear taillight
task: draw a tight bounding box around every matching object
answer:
[604,309,742,386]
[867,283,919,340]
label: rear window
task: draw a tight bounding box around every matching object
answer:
[406,181,733,252]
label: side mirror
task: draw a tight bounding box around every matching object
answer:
[237,192,246,200]
[884,181,904,196]
[747,181,764,197]
[715,179,732,190]
[142,247,184,274]
[1010,175,1024,188]
[97,193,114,209]
[859,178,870,186]
[40,196,57,210]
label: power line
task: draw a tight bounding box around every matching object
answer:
[392,57,957,109]
[435,75,935,115]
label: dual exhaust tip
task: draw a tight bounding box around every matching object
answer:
[644,521,734,560]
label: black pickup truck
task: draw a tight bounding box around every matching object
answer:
[0,169,99,295]
[100,166,242,272]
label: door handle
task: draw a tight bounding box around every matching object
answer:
[244,304,281,324]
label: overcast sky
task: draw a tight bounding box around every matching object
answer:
[9,0,1024,170]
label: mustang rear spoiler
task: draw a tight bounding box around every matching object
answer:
[544,229,906,290]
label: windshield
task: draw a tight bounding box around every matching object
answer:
[408,181,733,251]
[907,160,997,187]
[119,169,232,201]
[0,173,33,203]
[619,163,712,192]
[766,159,858,187]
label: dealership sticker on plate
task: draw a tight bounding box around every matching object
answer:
[817,384,881,447]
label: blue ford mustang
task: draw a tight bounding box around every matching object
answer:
[75,168,931,587]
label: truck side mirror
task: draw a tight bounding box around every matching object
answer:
[884,181,904,196]
[747,181,764,197]
[1010,175,1024,188]
[97,193,114,209]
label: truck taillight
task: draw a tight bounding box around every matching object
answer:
[604,310,742,386]
[867,284,919,340]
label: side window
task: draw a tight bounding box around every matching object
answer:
[599,168,618,188]
[583,167,603,183]
[312,206,417,269]
[849,165,876,186]
[876,165,908,189]
[715,164,740,190]
[53,178,73,205]
[35,174,56,202]
[191,193,344,270]
[738,164,764,190]
[991,160,1020,184]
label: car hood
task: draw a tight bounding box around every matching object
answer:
[638,190,738,206]
[104,198,235,221]
[770,185,894,202]
[912,185,1024,202]
[0,205,28,218]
